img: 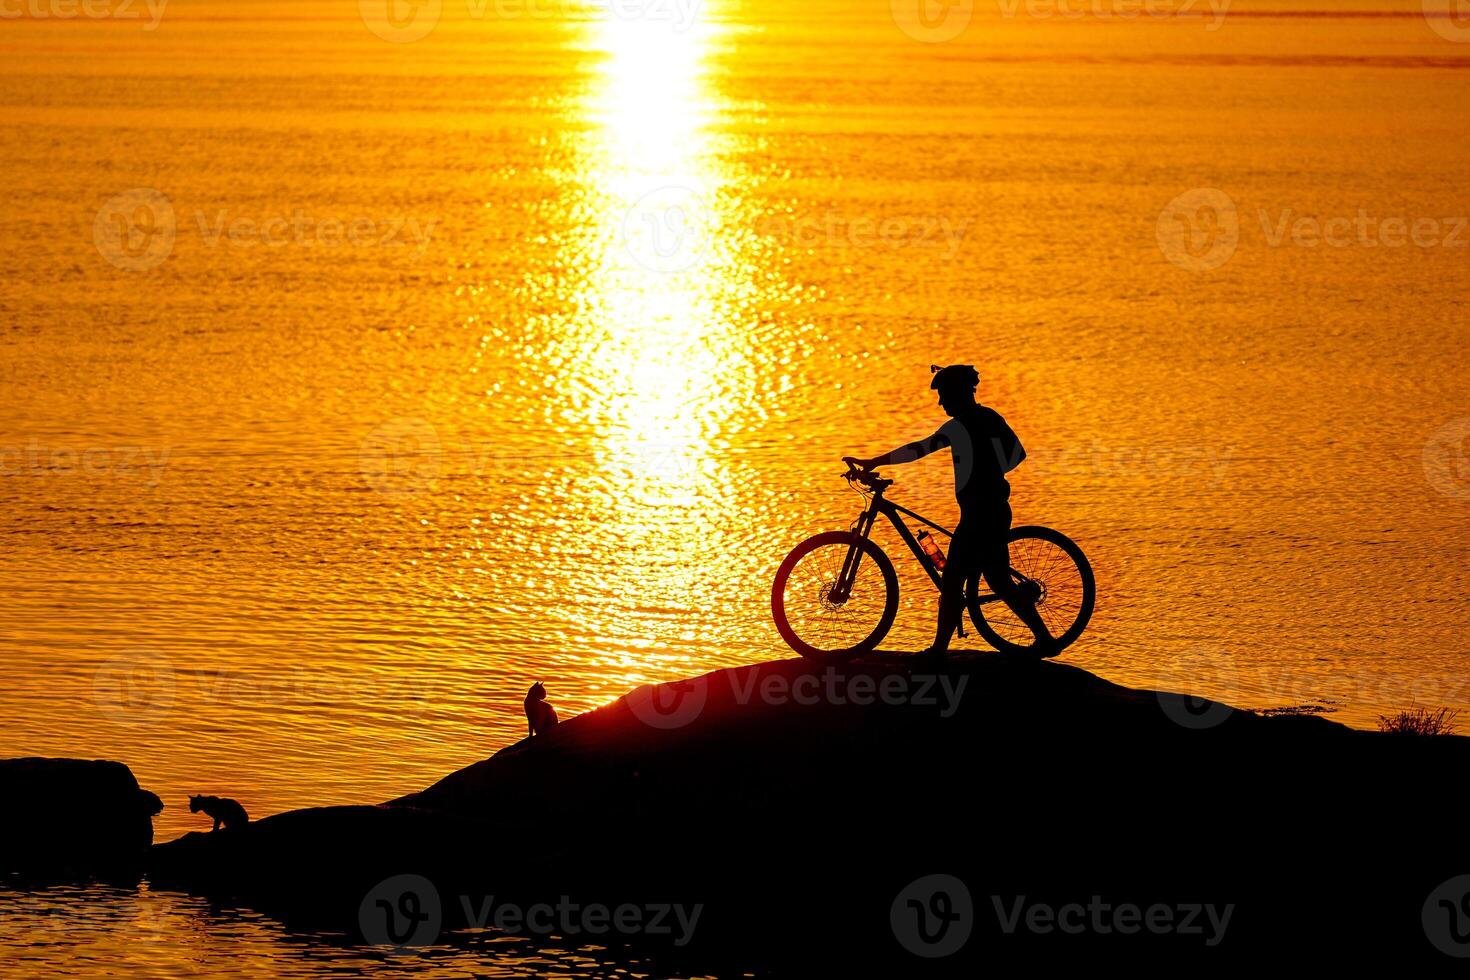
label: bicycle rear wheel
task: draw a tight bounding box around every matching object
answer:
[771,531,898,663]
[966,525,1094,655]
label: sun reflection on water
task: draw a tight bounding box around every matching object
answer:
[561,1,753,687]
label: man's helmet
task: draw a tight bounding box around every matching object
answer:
[929,364,979,394]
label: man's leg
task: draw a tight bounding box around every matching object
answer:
[928,516,980,654]
[979,542,1055,651]
[930,551,969,654]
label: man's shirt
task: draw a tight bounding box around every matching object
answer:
[928,406,1025,509]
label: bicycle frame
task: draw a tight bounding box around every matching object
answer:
[832,480,1009,608]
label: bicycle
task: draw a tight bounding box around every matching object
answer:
[771,460,1095,662]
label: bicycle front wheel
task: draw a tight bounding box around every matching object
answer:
[966,525,1095,655]
[771,531,898,663]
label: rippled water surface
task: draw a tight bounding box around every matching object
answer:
[0,881,717,978]
[2,0,1470,972]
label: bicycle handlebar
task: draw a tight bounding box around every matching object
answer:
[841,457,892,491]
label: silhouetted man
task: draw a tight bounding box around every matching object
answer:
[845,365,1055,658]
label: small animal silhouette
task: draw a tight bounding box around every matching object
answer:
[188,794,249,832]
[524,681,558,737]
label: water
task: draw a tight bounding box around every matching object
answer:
[2,0,1469,972]
[0,881,715,978]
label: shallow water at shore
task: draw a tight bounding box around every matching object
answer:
[0,880,720,978]
[2,2,1470,970]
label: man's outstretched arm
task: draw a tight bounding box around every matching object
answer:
[847,431,950,470]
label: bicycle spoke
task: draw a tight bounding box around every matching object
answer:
[782,541,888,653]
[978,531,1089,649]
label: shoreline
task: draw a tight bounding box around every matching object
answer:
[10,653,1466,967]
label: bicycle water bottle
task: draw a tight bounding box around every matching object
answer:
[917,530,946,571]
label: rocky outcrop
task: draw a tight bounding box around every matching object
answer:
[0,757,162,878]
[149,804,496,918]
[145,656,1469,967]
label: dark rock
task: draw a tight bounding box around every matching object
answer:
[0,757,163,878]
[148,656,1469,968]
[149,805,502,922]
